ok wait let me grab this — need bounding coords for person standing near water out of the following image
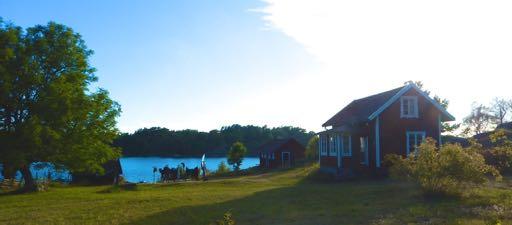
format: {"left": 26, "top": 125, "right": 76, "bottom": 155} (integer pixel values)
{"left": 176, "top": 163, "right": 181, "bottom": 180}
{"left": 201, "top": 154, "right": 207, "bottom": 181}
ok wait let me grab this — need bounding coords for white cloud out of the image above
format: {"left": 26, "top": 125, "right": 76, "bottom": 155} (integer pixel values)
{"left": 256, "top": 0, "right": 512, "bottom": 132}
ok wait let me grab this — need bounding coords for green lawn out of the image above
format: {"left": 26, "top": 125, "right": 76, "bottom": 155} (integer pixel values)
{"left": 1, "top": 164, "right": 511, "bottom": 225}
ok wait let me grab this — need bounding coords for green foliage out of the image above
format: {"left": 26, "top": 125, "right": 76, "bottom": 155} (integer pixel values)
{"left": 486, "top": 130, "right": 512, "bottom": 173}
{"left": 114, "top": 125, "right": 315, "bottom": 156}
{"left": 216, "top": 161, "right": 231, "bottom": 174}
{"left": 385, "top": 138, "right": 501, "bottom": 196}
{"left": 305, "top": 136, "right": 319, "bottom": 160}
{"left": 227, "top": 142, "right": 247, "bottom": 171}
{"left": 211, "top": 211, "right": 235, "bottom": 225}
{"left": 0, "top": 20, "right": 120, "bottom": 190}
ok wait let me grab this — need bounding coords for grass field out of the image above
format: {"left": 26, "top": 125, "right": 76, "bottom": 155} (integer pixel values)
{"left": 1, "top": 164, "right": 512, "bottom": 225}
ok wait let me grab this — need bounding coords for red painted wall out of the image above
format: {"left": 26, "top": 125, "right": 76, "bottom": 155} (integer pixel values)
{"left": 259, "top": 140, "right": 306, "bottom": 169}
{"left": 321, "top": 88, "right": 444, "bottom": 175}
{"left": 378, "top": 88, "right": 441, "bottom": 159}
{"left": 320, "top": 155, "right": 337, "bottom": 168}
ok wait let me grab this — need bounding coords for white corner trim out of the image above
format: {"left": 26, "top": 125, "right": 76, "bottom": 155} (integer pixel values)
{"left": 368, "top": 84, "right": 455, "bottom": 121}
{"left": 337, "top": 134, "right": 341, "bottom": 168}
{"left": 375, "top": 116, "right": 381, "bottom": 168}
{"left": 438, "top": 114, "right": 442, "bottom": 146}
{"left": 318, "top": 135, "right": 321, "bottom": 164}
{"left": 348, "top": 135, "right": 352, "bottom": 156}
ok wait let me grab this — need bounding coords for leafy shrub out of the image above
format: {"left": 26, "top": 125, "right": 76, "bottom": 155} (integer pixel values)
{"left": 227, "top": 142, "right": 248, "bottom": 171}
{"left": 305, "top": 136, "right": 319, "bottom": 160}
{"left": 385, "top": 138, "right": 501, "bottom": 196}
{"left": 211, "top": 211, "right": 235, "bottom": 225}
{"left": 485, "top": 130, "right": 512, "bottom": 174}
{"left": 216, "top": 161, "right": 231, "bottom": 175}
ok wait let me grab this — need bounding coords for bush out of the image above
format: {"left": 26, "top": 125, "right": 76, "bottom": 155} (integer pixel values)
{"left": 216, "top": 161, "right": 231, "bottom": 175}
{"left": 227, "top": 142, "right": 248, "bottom": 171}
{"left": 305, "top": 136, "right": 319, "bottom": 160}
{"left": 385, "top": 138, "right": 501, "bottom": 196}
{"left": 211, "top": 211, "right": 235, "bottom": 225}
{"left": 485, "top": 130, "right": 512, "bottom": 174}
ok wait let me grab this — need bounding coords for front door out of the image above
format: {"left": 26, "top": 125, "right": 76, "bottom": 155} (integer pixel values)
{"left": 281, "top": 152, "right": 291, "bottom": 168}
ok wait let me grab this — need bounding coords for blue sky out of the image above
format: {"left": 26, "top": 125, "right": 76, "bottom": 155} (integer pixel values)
{"left": 2, "top": 0, "right": 512, "bottom": 133}
{"left": 1, "top": 0, "right": 319, "bottom": 132}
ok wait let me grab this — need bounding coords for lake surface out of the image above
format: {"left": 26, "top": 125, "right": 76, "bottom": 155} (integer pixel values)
{"left": 0, "top": 157, "right": 260, "bottom": 183}
{"left": 121, "top": 157, "right": 259, "bottom": 183}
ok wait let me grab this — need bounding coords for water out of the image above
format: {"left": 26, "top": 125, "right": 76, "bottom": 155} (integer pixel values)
{"left": 121, "top": 157, "right": 259, "bottom": 183}
{"left": 0, "top": 163, "right": 72, "bottom": 182}
{"left": 0, "top": 157, "right": 260, "bottom": 183}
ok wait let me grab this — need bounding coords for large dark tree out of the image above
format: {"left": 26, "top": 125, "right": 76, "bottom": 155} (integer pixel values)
{"left": 0, "top": 20, "right": 121, "bottom": 191}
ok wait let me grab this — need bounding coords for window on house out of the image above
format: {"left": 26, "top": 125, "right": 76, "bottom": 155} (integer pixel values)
{"left": 320, "top": 135, "right": 328, "bottom": 156}
{"left": 342, "top": 135, "right": 352, "bottom": 156}
{"left": 406, "top": 131, "right": 426, "bottom": 155}
{"left": 360, "top": 136, "right": 369, "bottom": 165}
{"left": 401, "top": 96, "right": 419, "bottom": 118}
{"left": 329, "top": 135, "right": 337, "bottom": 156}
{"left": 271, "top": 153, "right": 275, "bottom": 160}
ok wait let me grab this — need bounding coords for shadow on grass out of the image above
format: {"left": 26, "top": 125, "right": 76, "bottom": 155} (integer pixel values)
{"left": 0, "top": 188, "right": 27, "bottom": 196}
{"left": 120, "top": 170, "right": 476, "bottom": 225}
{"left": 97, "top": 183, "right": 139, "bottom": 194}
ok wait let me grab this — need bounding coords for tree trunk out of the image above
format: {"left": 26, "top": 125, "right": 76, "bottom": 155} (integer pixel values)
{"left": 1, "top": 162, "right": 16, "bottom": 180}
{"left": 20, "top": 165, "right": 37, "bottom": 192}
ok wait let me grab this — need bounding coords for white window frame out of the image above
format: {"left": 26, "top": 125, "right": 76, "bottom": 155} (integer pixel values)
{"left": 329, "top": 135, "right": 337, "bottom": 156}
{"left": 320, "top": 135, "right": 328, "bottom": 156}
{"left": 360, "top": 136, "right": 369, "bottom": 165}
{"left": 400, "top": 96, "right": 419, "bottom": 118}
{"left": 342, "top": 135, "right": 352, "bottom": 156}
{"left": 406, "top": 131, "right": 426, "bottom": 155}
{"left": 336, "top": 134, "right": 341, "bottom": 157}
{"left": 281, "top": 151, "right": 291, "bottom": 167}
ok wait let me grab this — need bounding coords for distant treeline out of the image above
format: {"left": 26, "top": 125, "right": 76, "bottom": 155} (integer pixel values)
{"left": 114, "top": 124, "right": 316, "bottom": 157}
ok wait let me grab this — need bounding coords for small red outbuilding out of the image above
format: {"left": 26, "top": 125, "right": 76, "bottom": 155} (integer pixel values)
{"left": 255, "top": 138, "right": 305, "bottom": 169}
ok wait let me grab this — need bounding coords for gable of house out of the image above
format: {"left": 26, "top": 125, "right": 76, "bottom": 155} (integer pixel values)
{"left": 322, "top": 84, "right": 455, "bottom": 128}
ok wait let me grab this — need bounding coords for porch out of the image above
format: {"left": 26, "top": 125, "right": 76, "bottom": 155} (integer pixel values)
{"left": 318, "top": 125, "right": 371, "bottom": 177}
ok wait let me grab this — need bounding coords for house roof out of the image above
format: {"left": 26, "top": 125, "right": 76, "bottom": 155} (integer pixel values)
{"left": 254, "top": 138, "right": 298, "bottom": 154}
{"left": 322, "top": 86, "right": 403, "bottom": 127}
{"left": 322, "top": 84, "right": 456, "bottom": 127}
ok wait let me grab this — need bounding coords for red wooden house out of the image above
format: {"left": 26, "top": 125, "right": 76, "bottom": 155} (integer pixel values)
{"left": 256, "top": 138, "right": 305, "bottom": 169}
{"left": 318, "top": 83, "right": 455, "bottom": 177}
